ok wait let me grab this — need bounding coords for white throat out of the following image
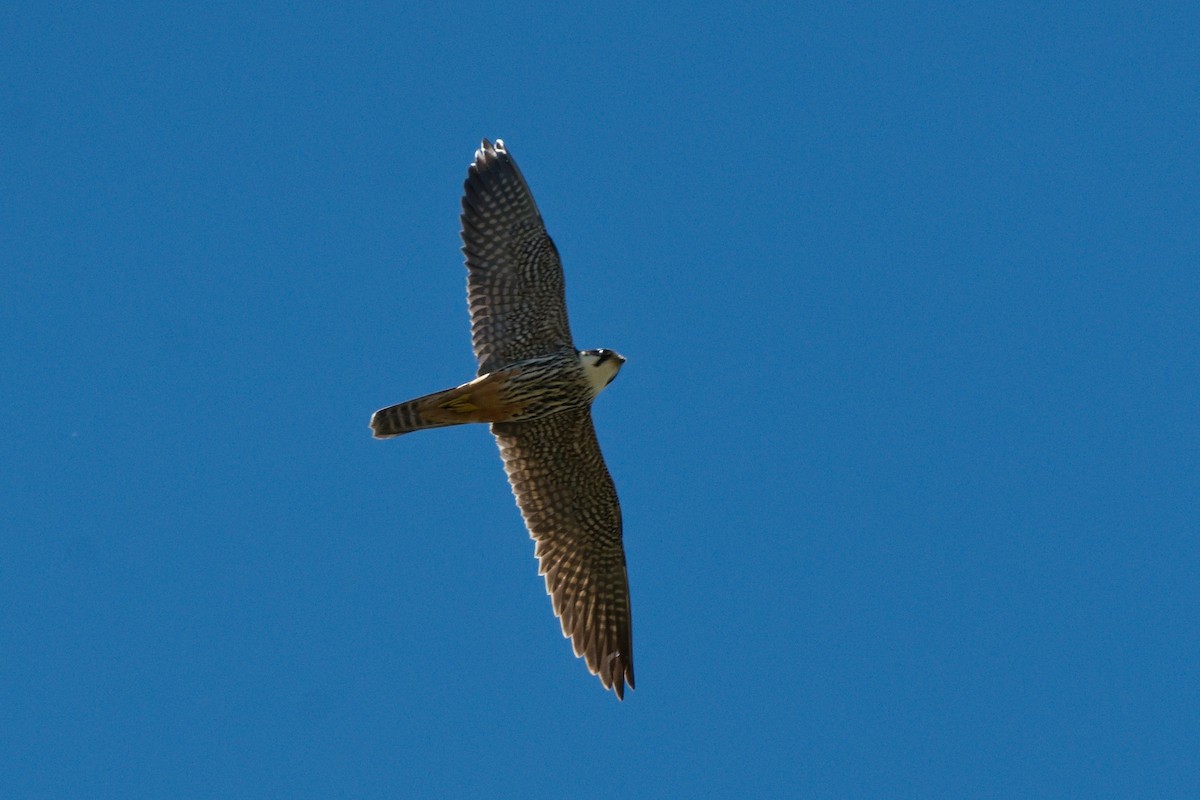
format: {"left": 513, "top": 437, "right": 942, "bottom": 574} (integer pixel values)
{"left": 581, "top": 352, "right": 622, "bottom": 398}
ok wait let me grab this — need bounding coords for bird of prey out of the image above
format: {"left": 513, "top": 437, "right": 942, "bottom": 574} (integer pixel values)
{"left": 370, "top": 139, "right": 635, "bottom": 699}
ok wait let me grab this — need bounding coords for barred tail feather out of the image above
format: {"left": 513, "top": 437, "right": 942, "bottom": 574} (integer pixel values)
{"left": 370, "top": 391, "right": 466, "bottom": 439}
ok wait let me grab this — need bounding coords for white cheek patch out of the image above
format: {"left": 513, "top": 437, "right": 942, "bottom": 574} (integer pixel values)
{"left": 583, "top": 360, "right": 618, "bottom": 397}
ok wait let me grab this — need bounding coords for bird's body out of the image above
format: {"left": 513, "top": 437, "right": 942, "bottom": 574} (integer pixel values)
{"left": 371, "top": 140, "right": 635, "bottom": 699}
{"left": 371, "top": 348, "right": 622, "bottom": 435}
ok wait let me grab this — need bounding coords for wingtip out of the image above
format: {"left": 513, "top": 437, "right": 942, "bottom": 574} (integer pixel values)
{"left": 610, "top": 671, "right": 634, "bottom": 701}
{"left": 474, "top": 137, "right": 509, "bottom": 166}
{"left": 601, "top": 651, "right": 635, "bottom": 701}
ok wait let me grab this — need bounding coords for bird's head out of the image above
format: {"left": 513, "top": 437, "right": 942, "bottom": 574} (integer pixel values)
{"left": 580, "top": 348, "right": 626, "bottom": 397}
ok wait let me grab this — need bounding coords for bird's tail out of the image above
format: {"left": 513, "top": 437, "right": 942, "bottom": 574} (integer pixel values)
{"left": 371, "top": 378, "right": 510, "bottom": 439}
{"left": 370, "top": 390, "right": 461, "bottom": 438}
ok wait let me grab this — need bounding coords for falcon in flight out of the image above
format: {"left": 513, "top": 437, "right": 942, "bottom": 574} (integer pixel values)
{"left": 371, "top": 139, "right": 635, "bottom": 699}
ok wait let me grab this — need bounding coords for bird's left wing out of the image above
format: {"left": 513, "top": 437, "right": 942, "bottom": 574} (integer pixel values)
{"left": 492, "top": 409, "right": 635, "bottom": 698}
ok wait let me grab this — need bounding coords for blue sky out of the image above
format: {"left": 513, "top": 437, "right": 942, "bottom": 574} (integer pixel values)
{"left": 3, "top": 2, "right": 1198, "bottom": 797}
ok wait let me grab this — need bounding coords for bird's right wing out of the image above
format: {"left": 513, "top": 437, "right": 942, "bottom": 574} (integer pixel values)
{"left": 461, "top": 139, "right": 575, "bottom": 376}
{"left": 492, "top": 409, "right": 635, "bottom": 699}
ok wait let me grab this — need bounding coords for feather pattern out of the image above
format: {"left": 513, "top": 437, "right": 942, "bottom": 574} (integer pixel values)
{"left": 493, "top": 409, "right": 635, "bottom": 698}
{"left": 461, "top": 139, "right": 575, "bottom": 376}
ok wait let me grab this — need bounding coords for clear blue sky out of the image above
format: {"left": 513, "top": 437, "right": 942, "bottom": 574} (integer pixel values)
{"left": 3, "top": 2, "right": 1198, "bottom": 797}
